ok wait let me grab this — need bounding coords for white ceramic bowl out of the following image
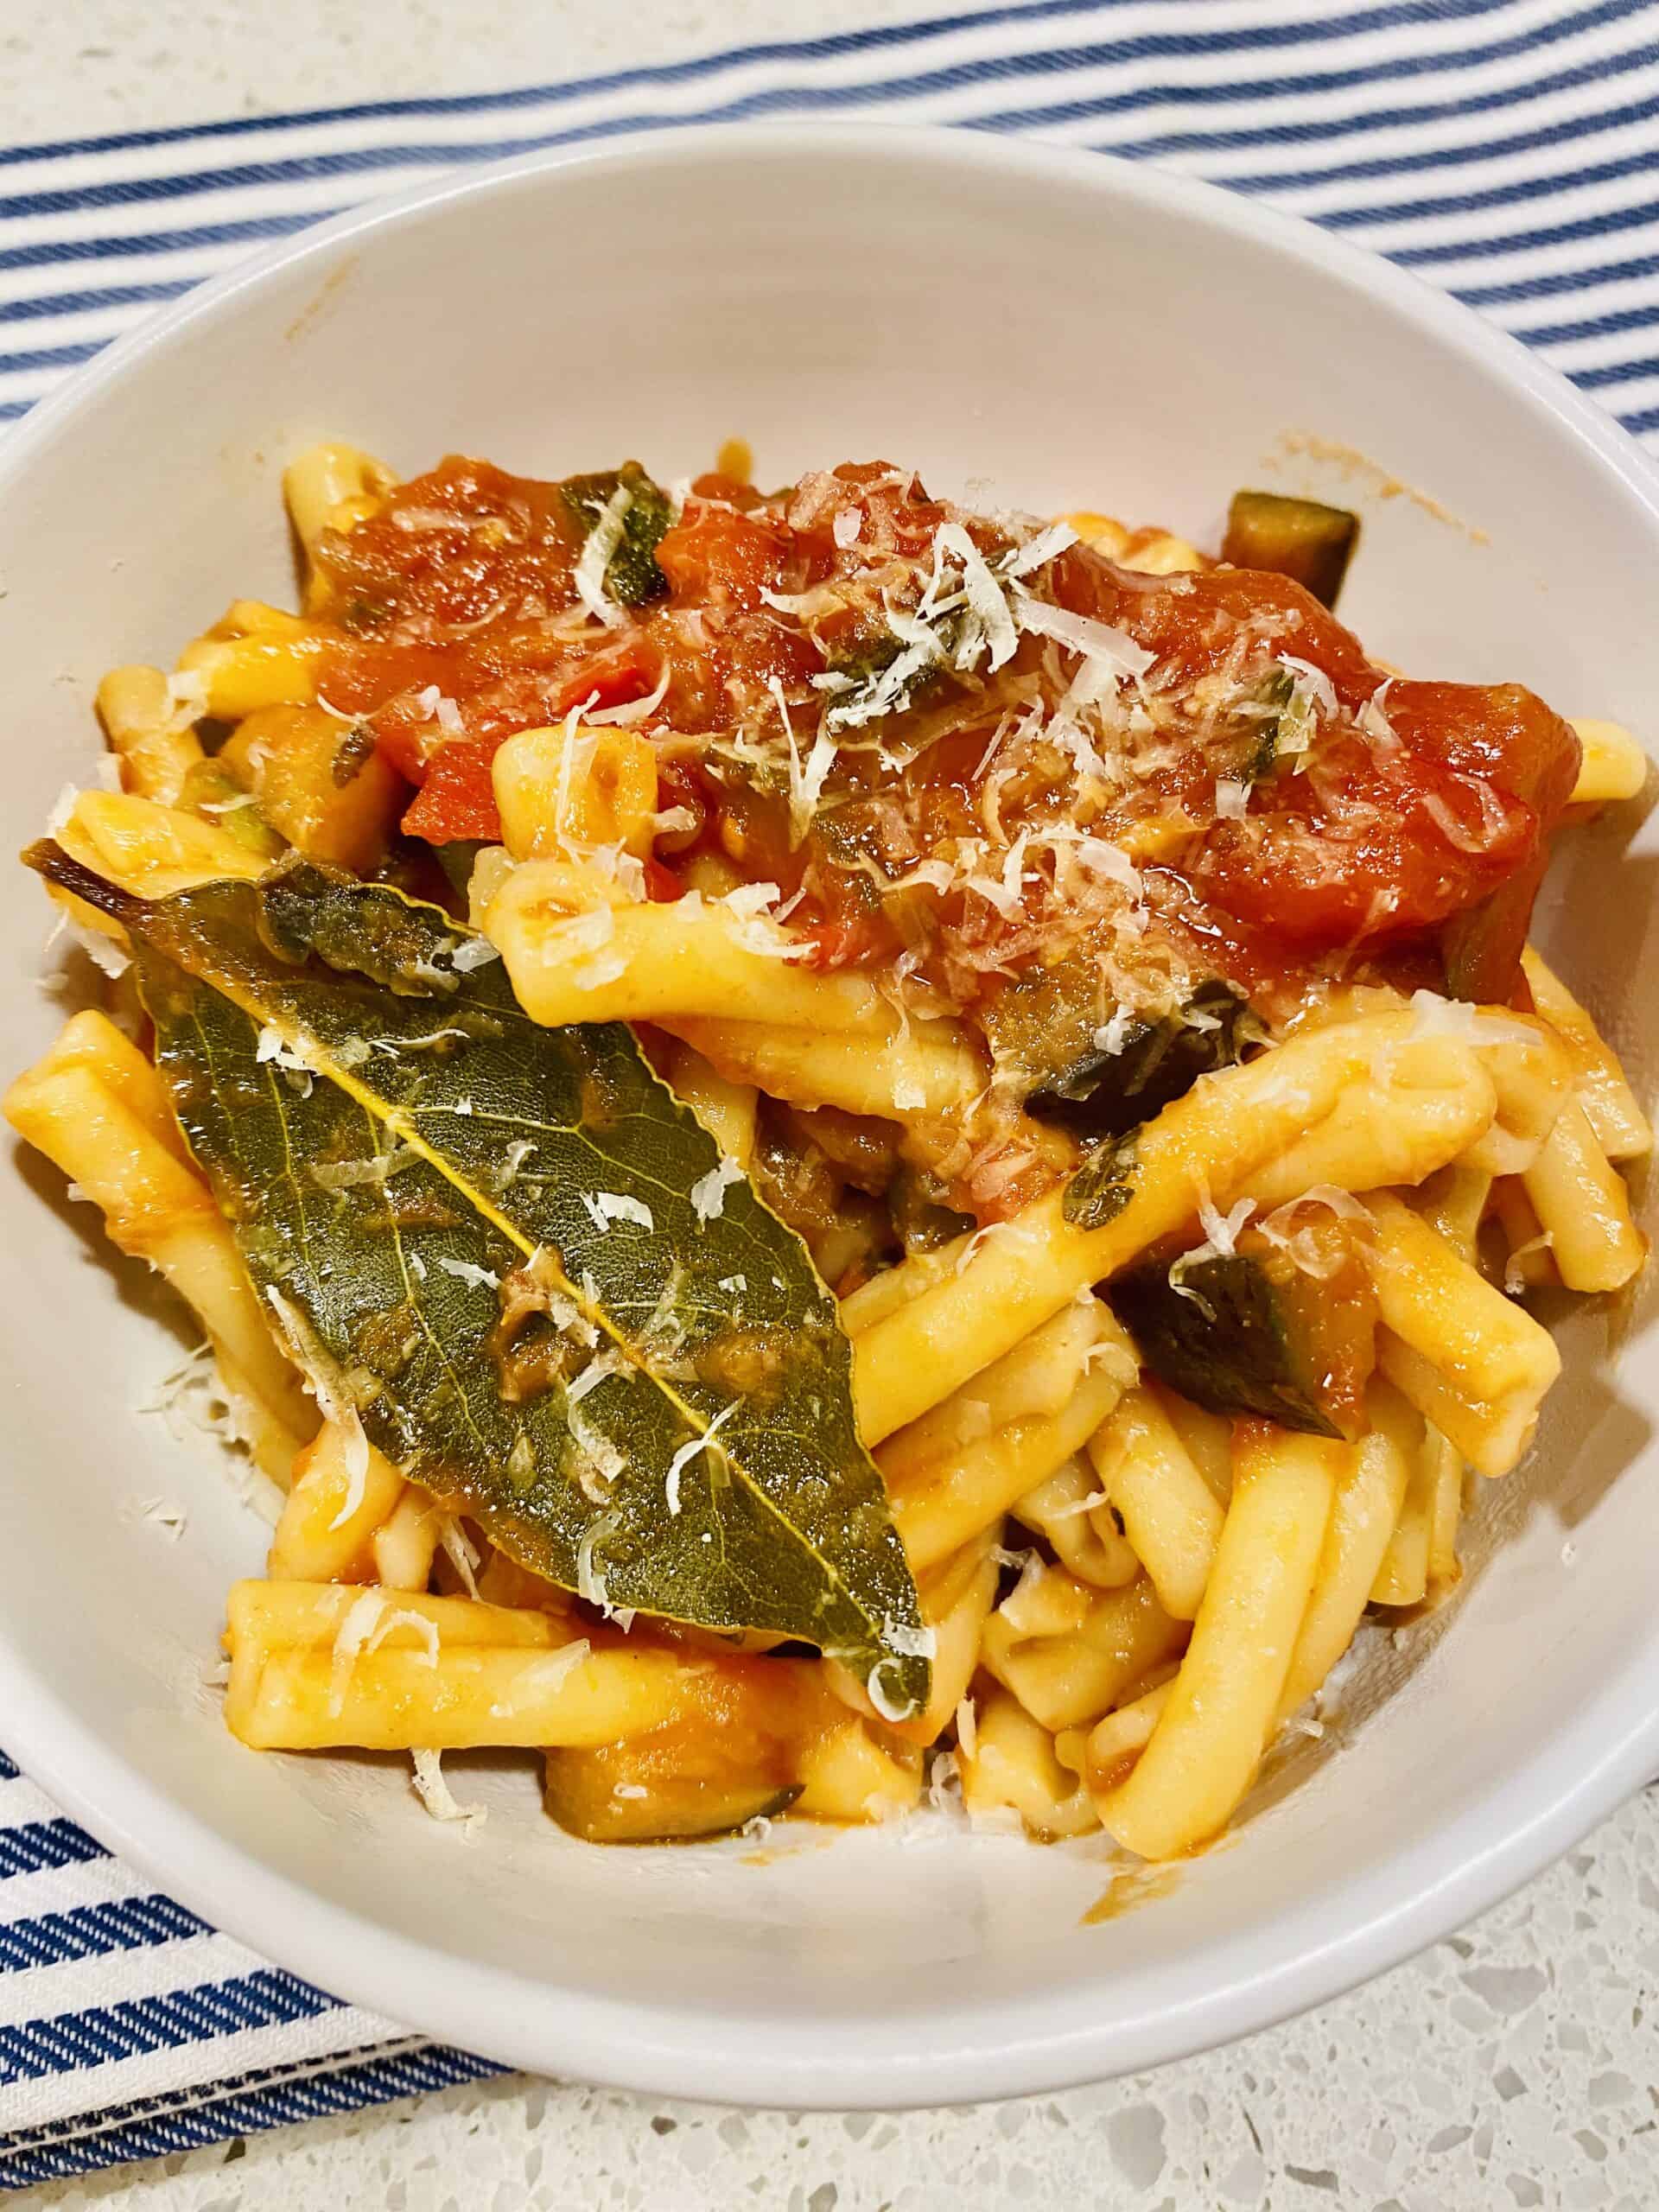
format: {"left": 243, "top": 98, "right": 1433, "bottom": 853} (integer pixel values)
{"left": 3, "top": 125, "right": 1656, "bottom": 2110}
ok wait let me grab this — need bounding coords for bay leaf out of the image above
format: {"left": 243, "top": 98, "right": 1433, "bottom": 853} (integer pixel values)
{"left": 31, "top": 845, "right": 929, "bottom": 1717}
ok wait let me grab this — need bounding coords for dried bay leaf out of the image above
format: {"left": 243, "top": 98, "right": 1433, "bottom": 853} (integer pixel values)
{"left": 31, "top": 846, "right": 929, "bottom": 1716}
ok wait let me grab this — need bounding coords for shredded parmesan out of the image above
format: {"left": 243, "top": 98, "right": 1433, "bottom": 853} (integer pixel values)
{"left": 690, "top": 1154, "right": 745, "bottom": 1225}
{"left": 410, "top": 1748, "right": 486, "bottom": 1834}
{"left": 580, "top": 1190, "right": 654, "bottom": 1235}
{"left": 572, "top": 482, "right": 633, "bottom": 629}
{"left": 664, "top": 1399, "right": 739, "bottom": 1516}
{"left": 435, "top": 1255, "right": 501, "bottom": 1291}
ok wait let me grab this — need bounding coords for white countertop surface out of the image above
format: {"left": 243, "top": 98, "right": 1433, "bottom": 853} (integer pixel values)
{"left": 10, "top": 5, "right": 1659, "bottom": 2206}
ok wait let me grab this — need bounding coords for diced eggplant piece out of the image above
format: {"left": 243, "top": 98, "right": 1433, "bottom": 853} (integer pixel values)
{"left": 889, "top": 1163, "right": 975, "bottom": 1255}
{"left": 560, "top": 461, "right": 674, "bottom": 607}
{"left": 1222, "top": 490, "right": 1360, "bottom": 610}
{"left": 1109, "top": 1223, "right": 1376, "bottom": 1439}
{"left": 1027, "top": 981, "right": 1262, "bottom": 1142}
{"left": 543, "top": 1745, "right": 802, "bottom": 1845}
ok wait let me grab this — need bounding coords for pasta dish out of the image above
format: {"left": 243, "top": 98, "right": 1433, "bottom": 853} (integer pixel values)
{"left": 9, "top": 443, "right": 1648, "bottom": 1856}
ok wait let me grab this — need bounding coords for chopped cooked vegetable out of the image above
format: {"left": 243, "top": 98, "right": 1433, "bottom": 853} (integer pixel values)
{"left": 1109, "top": 1222, "right": 1376, "bottom": 1438}
{"left": 1222, "top": 490, "right": 1360, "bottom": 609}
{"left": 561, "top": 461, "right": 675, "bottom": 609}
{"left": 1027, "top": 982, "right": 1263, "bottom": 1141}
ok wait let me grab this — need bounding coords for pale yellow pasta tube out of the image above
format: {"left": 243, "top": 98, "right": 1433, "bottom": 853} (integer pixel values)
{"left": 216, "top": 1353, "right": 315, "bottom": 1488}
{"left": 490, "top": 868, "right": 909, "bottom": 1033}
{"left": 372, "top": 1487, "right": 444, "bottom": 1592}
{"left": 1087, "top": 1386, "right": 1226, "bottom": 1622}
{"left": 1276, "top": 1426, "right": 1404, "bottom": 1719}
{"left": 664, "top": 1039, "right": 758, "bottom": 1166}
{"left": 1095, "top": 1427, "right": 1337, "bottom": 1859}
{"left": 838, "top": 1234, "right": 971, "bottom": 1338}
{"left": 224, "top": 1580, "right": 684, "bottom": 1750}
{"left": 795, "top": 1717, "right": 923, "bottom": 1823}
{"left": 1363, "top": 1190, "right": 1560, "bottom": 1412}
{"left": 175, "top": 604, "right": 330, "bottom": 716}
{"left": 959, "top": 1688, "right": 1099, "bottom": 1839}
{"left": 876, "top": 1300, "right": 1121, "bottom": 1487}
{"left": 664, "top": 1015, "right": 983, "bottom": 1120}
{"left": 238, "top": 1643, "right": 687, "bottom": 1751}
{"left": 981, "top": 1567, "right": 1184, "bottom": 1733}
{"left": 853, "top": 1014, "right": 1490, "bottom": 1445}
{"left": 1234, "top": 1058, "right": 1495, "bottom": 1211}
{"left": 267, "top": 1422, "right": 407, "bottom": 1583}
{"left": 283, "top": 441, "right": 396, "bottom": 582}
{"left": 1063, "top": 511, "right": 1205, "bottom": 575}
{"left": 43, "top": 1009, "right": 192, "bottom": 1163}
{"left": 96, "top": 664, "right": 203, "bottom": 806}
{"left": 56, "top": 789, "right": 267, "bottom": 899}
{"left": 1521, "top": 1099, "right": 1645, "bottom": 1293}
{"left": 1491, "top": 1177, "right": 1558, "bottom": 1289}
{"left": 493, "top": 721, "right": 658, "bottom": 861}
{"left": 1153, "top": 1384, "right": 1234, "bottom": 1507}
{"left": 1014, "top": 1455, "right": 1140, "bottom": 1590}
{"left": 1568, "top": 717, "right": 1647, "bottom": 806}
{"left": 887, "top": 1361, "right": 1128, "bottom": 1573}
{"left": 906, "top": 1545, "right": 1001, "bottom": 1746}
{"left": 1414, "top": 1160, "right": 1493, "bottom": 1254}
{"left": 1522, "top": 948, "right": 1651, "bottom": 1160}
{"left": 1375, "top": 1331, "right": 1539, "bottom": 1482}
{"left": 1075, "top": 1674, "right": 1178, "bottom": 1795}
{"left": 4, "top": 1057, "right": 308, "bottom": 1444}
{"left": 1426, "top": 1429, "right": 1465, "bottom": 1593}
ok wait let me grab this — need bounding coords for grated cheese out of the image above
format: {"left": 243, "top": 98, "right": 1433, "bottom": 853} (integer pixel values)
{"left": 410, "top": 1748, "right": 486, "bottom": 1834}
{"left": 572, "top": 482, "right": 633, "bottom": 629}
{"left": 580, "top": 1190, "right": 654, "bottom": 1235}
{"left": 435, "top": 1255, "right": 501, "bottom": 1291}
{"left": 690, "top": 1153, "right": 745, "bottom": 1225}
{"left": 664, "top": 1399, "right": 739, "bottom": 1516}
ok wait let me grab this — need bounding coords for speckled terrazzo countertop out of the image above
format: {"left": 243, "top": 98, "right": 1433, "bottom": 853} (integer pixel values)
{"left": 8, "top": 5, "right": 1659, "bottom": 2206}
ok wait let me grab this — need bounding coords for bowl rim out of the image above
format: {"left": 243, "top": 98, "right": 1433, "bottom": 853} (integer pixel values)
{"left": 3, "top": 118, "right": 1659, "bottom": 2110}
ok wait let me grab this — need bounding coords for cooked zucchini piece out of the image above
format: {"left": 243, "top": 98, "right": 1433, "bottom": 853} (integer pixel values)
{"left": 1222, "top": 490, "right": 1360, "bottom": 609}
{"left": 176, "top": 760, "right": 285, "bottom": 861}
{"left": 1027, "top": 980, "right": 1262, "bottom": 1141}
{"left": 1109, "top": 1220, "right": 1376, "bottom": 1439}
{"left": 560, "top": 461, "right": 674, "bottom": 607}
{"left": 543, "top": 1745, "right": 802, "bottom": 1845}
{"left": 544, "top": 1647, "right": 834, "bottom": 1844}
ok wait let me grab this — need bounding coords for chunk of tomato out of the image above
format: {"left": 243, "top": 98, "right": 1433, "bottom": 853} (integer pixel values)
{"left": 400, "top": 740, "right": 501, "bottom": 844}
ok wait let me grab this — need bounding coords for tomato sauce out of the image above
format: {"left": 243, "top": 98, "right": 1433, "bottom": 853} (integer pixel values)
{"left": 311, "top": 454, "right": 1579, "bottom": 1027}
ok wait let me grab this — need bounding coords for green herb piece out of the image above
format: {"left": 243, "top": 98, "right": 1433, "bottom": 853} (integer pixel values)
{"left": 29, "top": 845, "right": 929, "bottom": 1716}
{"left": 1062, "top": 1130, "right": 1139, "bottom": 1231}
{"left": 561, "top": 461, "right": 673, "bottom": 607}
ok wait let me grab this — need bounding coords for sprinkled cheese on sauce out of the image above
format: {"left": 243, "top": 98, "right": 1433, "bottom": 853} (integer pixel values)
{"left": 573, "top": 481, "right": 634, "bottom": 629}
{"left": 1011, "top": 590, "right": 1156, "bottom": 681}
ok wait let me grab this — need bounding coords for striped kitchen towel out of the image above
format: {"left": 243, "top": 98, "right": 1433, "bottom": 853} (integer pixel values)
{"left": 5, "top": 0, "right": 1659, "bottom": 2185}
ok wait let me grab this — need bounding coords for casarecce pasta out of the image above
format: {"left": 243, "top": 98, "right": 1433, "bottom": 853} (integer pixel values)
{"left": 8, "top": 445, "right": 1649, "bottom": 1861}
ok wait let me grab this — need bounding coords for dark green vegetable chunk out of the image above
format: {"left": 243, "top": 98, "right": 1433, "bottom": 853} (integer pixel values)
{"left": 543, "top": 1756, "right": 802, "bottom": 1845}
{"left": 26, "top": 844, "right": 930, "bottom": 1719}
{"left": 1109, "top": 1227, "right": 1376, "bottom": 1439}
{"left": 1222, "top": 490, "right": 1360, "bottom": 610}
{"left": 1027, "top": 981, "right": 1263, "bottom": 1143}
{"left": 561, "top": 460, "right": 674, "bottom": 607}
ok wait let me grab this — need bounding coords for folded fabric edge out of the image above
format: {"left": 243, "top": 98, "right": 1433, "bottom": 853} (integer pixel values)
{"left": 0, "top": 2039, "right": 508, "bottom": 2192}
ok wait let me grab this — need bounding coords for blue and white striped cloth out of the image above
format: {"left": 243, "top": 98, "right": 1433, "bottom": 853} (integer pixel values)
{"left": 5, "top": 0, "right": 1659, "bottom": 2184}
